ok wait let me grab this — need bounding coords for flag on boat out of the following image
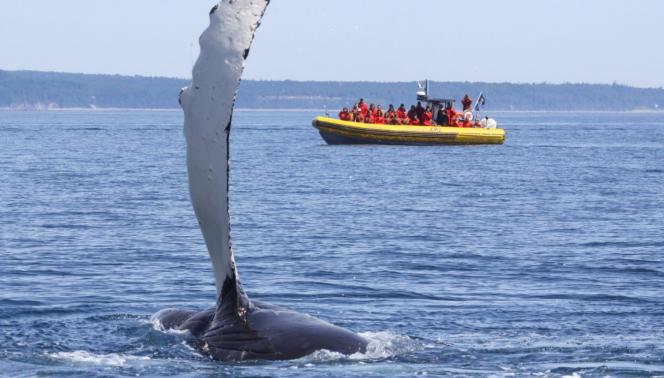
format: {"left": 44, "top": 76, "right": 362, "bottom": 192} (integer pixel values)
{"left": 475, "top": 93, "right": 486, "bottom": 111}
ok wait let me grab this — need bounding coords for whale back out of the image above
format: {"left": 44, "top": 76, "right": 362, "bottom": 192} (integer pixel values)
{"left": 179, "top": 0, "right": 270, "bottom": 320}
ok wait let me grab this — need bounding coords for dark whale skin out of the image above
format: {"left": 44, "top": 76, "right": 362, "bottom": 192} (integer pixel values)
{"left": 157, "top": 300, "right": 367, "bottom": 361}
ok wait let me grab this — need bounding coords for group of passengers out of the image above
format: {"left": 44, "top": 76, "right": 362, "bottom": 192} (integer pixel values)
{"left": 338, "top": 95, "right": 478, "bottom": 128}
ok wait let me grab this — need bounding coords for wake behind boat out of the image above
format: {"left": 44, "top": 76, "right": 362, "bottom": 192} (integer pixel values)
{"left": 313, "top": 81, "right": 505, "bottom": 145}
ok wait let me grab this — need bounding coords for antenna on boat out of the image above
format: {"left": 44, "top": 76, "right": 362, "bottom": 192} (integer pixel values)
{"left": 416, "top": 79, "right": 429, "bottom": 101}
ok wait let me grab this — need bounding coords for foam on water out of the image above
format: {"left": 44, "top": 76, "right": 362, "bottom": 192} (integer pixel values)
{"left": 46, "top": 351, "right": 150, "bottom": 366}
{"left": 148, "top": 309, "right": 190, "bottom": 335}
{"left": 148, "top": 310, "right": 167, "bottom": 331}
{"left": 302, "top": 331, "right": 420, "bottom": 362}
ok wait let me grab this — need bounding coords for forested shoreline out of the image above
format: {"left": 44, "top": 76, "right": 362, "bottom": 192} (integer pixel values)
{"left": 1, "top": 70, "right": 662, "bottom": 111}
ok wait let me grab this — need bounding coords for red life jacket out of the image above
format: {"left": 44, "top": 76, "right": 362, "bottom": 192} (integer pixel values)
{"left": 409, "top": 117, "right": 420, "bottom": 125}
{"left": 462, "top": 97, "right": 472, "bottom": 111}
{"left": 386, "top": 111, "right": 397, "bottom": 124}
{"left": 422, "top": 111, "right": 432, "bottom": 126}
{"left": 339, "top": 111, "right": 349, "bottom": 121}
{"left": 447, "top": 109, "right": 458, "bottom": 127}
{"left": 360, "top": 103, "right": 369, "bottom": 116}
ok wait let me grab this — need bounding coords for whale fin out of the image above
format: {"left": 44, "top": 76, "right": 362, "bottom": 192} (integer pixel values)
{"left": 179, "top": 0, "right": 270, "bottom": 320}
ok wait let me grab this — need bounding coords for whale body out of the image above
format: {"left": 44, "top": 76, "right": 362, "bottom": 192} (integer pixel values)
{"left": 155, "top": 0, "right": 367, "bottom": 361}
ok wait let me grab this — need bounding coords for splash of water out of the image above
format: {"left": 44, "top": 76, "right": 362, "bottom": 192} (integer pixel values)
{"left": 46, "top": 351, "right": 150, "bottom": 367}
{"left": 148, "top": 310, "right": 190, "bottom": 335}
{"left": 302, "top": 331, "right": 420, "bottom": 362}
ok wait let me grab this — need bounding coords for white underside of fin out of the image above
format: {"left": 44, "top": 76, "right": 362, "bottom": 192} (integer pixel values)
{"left": 180, "top": 0, "right": 269, "bottom": 300}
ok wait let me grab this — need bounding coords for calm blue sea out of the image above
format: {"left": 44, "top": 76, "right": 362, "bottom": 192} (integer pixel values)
{"left": 1, "top": 110, "right": 663, "bottom": 377}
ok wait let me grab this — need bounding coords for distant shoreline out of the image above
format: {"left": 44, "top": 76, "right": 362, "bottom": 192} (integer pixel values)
{"left": 3, "top": 70, "right": 663, "bottom": 112}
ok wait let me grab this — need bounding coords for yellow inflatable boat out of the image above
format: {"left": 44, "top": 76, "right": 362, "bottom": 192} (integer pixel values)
{"left": 312, "top": 116, "right": 506, "bottom": 145}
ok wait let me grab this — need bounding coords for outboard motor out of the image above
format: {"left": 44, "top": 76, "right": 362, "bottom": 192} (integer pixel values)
{"left": 480, "top": 117, "right": 498, "bottom": 129}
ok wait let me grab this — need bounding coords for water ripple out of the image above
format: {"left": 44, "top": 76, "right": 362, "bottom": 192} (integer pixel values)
{"left": 1, "top": 110, "right": 663, "bottom": 376}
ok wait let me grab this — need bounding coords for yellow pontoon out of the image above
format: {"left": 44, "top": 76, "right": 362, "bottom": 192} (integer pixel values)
{"left": 312, "top": 116, "right": 505, "bottom": 145}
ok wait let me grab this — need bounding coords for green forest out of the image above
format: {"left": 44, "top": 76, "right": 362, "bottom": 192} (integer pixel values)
{"left": 1, "top": 70, "right": 663, "bottom": 111}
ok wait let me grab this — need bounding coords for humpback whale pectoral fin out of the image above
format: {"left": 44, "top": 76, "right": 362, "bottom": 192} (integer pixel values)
{"left": 182, "top": 0, "right": 271, "bottom": 302}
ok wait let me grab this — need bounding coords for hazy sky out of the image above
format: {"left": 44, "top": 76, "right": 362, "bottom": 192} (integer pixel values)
{"left": 1, "top": 0, "right": 663, "bottom": 87}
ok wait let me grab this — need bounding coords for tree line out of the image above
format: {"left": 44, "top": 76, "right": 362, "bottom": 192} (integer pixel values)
{"left": 1, "top": 70, "right": 662, "bottom": 111}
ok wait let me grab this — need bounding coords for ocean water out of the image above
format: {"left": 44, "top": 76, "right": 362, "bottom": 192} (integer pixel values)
{"left": 1, "top": 110, "right": 663, "bottom": 377}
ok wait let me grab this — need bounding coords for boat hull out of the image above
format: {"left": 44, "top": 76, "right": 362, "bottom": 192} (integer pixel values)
{"left": 312, "top": 116, "right": 505, "bottom": 145}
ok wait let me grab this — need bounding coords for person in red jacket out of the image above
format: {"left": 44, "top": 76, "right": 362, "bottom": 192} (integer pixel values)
{"left": 406, "top": 106, "right": 419, "bottom": 125}
{"left": 421, "top": 107, "right": 433, "bottom": 126}
{"left": 385, "top": 104, "right": 397, "bottom": 125}
{"left": 358, "top": 98, "right": 369, "bottom": 117}
{"left": 460, "top": 111, "right": 474, "bottom": 127}
{"left": 446, "top": 104, "right": 459, "bottom": 127}
{"left": 461, "top": 94, "right": 473, "bottom": 112}
{"left": 396, "top": 104, "right": 408, "bottom": 124}
{"left": 375, "top": 105, "right": 385, "bottom": 124}
{"left": 338, "top": 107, "right": 350, "bottom": 121}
